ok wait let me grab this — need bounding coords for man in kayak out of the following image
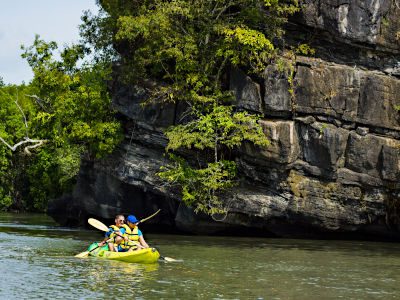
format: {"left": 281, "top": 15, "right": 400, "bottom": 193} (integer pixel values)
{"left": 123, "top": 215, "right": 150, "bottom": 252}
{"left": 99, "top": 214, "right": 128, "bottom": 252}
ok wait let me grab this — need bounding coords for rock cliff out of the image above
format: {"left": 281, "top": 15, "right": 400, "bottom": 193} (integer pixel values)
{"left": 49, "top": 0, "right": 400, "bottom": 240}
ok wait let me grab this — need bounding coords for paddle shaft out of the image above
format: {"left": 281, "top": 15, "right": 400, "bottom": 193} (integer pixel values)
{"left": 137, "top": 209, "right": 161, "bottom": 224}
{"left": 91, "top": 238, "right": 112, "bottom": 252}
{"left": 75, "top": 238, "right": 112, "bottom": 258}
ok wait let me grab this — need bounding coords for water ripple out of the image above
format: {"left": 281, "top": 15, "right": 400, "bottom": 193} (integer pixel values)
{"left": 1, "top": 213, "right": 400, "bottom": 299}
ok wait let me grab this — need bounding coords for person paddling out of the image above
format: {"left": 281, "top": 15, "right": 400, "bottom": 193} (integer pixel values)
{"left": 98, "top": 214, "right": 127, "bottom": 252}
{"left": 124, "top": 215, "right": 150, "bottom": 252}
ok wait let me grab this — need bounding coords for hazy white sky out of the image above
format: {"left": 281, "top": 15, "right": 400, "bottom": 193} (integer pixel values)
{"left": 0, "top": 0, "right": 99, "bottom": 84}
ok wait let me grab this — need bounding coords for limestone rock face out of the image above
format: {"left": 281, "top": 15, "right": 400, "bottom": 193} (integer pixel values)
{"left": 358, "top": 74, "right": 400, "bottom": 130}
{"left": 298, "top": 0, "right": 396, "bottom": 49}
{"left": 230, "top": 68, "right": 263, "bottom": 113}
{"left": 49, "top": 2, "right": 400, "bottom": 240}
{"left": 263, "top": 64, "right": 292, "bottom": 116}
{"left": 241, "top": 120, "right": 300, "bottom": 165}
{"left": 294, "top": 63, "right": 360, "bottom": 121}
{"left": 299, "top": 122, "right": 349, "bottom": 177}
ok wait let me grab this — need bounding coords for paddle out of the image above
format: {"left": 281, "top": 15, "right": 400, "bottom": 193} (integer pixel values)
{"left": 137, "top": 209, "right": 161, "bottom": 224}
{"left": 159, "top": 254, "right": 179, "bottom": 262}
{"left": 75, "top": 238, "right": 111, "bottom": 258}
{"left": 88, "top": 218, "right": 109, "bottom": 232}
{"left": 75, "top": 218, "right": 126, "bottom": 258}
{"left": 87, "top": 209, "right": 161, "bottom": 233}
{"left": 75, "top": 218, "right": 115, "bottom": 258}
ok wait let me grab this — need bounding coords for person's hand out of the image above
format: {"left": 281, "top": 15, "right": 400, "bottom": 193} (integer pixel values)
{"left": 124, "top": 236, "right": 129, "bottom": 242}
{"left": 98, "top": 241, "right": 105, "bottom": 246}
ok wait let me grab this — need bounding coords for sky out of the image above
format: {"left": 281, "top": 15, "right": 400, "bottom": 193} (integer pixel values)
{"left": 0, "top": 0, "right": 99, "bottom": 84}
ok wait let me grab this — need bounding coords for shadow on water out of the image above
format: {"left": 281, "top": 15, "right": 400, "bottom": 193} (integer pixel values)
{"left": 0, "top": 212, "right": 103, "bottom": 241}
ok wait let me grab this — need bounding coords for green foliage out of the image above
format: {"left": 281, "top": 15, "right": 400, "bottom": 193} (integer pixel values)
{"left": 26, "top": 149, "right": 56, "bottom": 211}
{"left": 159, "top": 154, "right": 237, "bottom": 214}
{"left": 22, "top": 36, "right": 123, "bottom": 158}
{"left": 0, "top": 36, "right": 122, "bottom": 211}
{"left": 161, "top": 103, "right": 268, "bottom": 214}
{"left": 0, "top": 194, "right": 12, "bottom": 211}
{"left": 165, "top": 104, "right": 269, "bottom": 152}
{"left": 318, "top": 123, "right": 328, "bottom": 138}
{"left": 85, "top": 0, "right": 299, "bottom": 99}
{"left": 274, "top": 43, "right": 315, "bottom": 99}
{"left": 217, "top": 26, "right": 275, "bottom": 73}
{"left": 85, "top": 0, "right": 298, "bottom": 214}
{"left": 0, "top": 84, "right": 36, "bottom": 210}
{"left": 295, "top": 43, "right": 315, "bottom": 56}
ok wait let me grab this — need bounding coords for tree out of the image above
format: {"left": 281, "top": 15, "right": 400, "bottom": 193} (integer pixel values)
{"left": 0, "top": 36, "right": 122, "bottom": 211}
{"left": 0, "top": 84, "right": 37, "bottom": 209}
{"left": 159, "top": 104, "right": 269, "bottom": 214}
{"left": 82, "top": 0, "right": 299, "bottom": 214}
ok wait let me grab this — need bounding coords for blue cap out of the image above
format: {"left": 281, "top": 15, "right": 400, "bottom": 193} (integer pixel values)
{"left": 127, "top": 215, "right": 139, "bottom": 224}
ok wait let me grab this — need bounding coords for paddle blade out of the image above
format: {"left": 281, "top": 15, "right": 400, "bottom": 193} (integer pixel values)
{"left": 161, "top": 256, "right": 181, "bottom": 262}
{"left": 88, "top": 218, "right": 109, "bottom": 232}
{"left": 75, "top": 251, "right": 89, "bottom": 258}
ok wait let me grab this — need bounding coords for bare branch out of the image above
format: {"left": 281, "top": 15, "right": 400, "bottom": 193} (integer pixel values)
{"left": 0, "top": 136, "right": 47, "bottom": 155}
{"left": 178, "top": 106, "right": 194, "bottom": 123}
{"left": 25, "top": 94, "right": 48, "bottom": 111}
{"left": 14, "top": 99, "right": 28, "bottom": 137}
{"left": 24, "top": 139, "right": 47, "bottom": 155}
{"left": 0, "top": 95, "right": 47, "bottom": 155}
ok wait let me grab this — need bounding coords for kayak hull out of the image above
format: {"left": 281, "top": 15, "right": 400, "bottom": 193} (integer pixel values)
{"left": 87, "top": 243, "right": 160, "bottom": 263}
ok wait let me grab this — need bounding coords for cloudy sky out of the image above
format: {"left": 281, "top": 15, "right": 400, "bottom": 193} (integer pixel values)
{"left": 0, "top": 0, "right": 98, "bottom": 84}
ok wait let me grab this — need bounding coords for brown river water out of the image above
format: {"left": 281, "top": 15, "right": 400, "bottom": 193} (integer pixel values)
{"left": 0, "top": 213, "right": 399, "bottom": 299}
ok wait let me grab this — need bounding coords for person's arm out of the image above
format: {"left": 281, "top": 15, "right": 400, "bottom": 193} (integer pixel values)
{"left": 99, "top": 228, "right": 113, "bottom": 245}
{"left": 138, "top": 229, "right": 149, "bottom": 248}
{"left": 114, "top": 228, "right": 126, "bottom": 244}
{"left": 138, "top": 235, "right": 149, "bottom": 248}
{"left": 120, "top": 228, "right": 129, "bottom": 242}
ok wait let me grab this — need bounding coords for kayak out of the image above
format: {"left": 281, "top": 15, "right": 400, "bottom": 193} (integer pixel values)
{"left": 87, "top": 242, "right": 160, "bottom": 263}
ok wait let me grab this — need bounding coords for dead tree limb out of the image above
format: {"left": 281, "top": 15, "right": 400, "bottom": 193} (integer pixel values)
{"left": 0, "top": 137, "right": 47, "bottom": 155}
{"left": 25, "top": 94, "right": 48, "bottom": 111}
{"left": 14, "top": 99, "right": 28, "bottom": 137}
{"left": 0, "top": 96, "right": 47, "bottom": 155}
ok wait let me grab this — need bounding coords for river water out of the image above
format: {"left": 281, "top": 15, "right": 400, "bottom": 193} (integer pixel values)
{"left": 0, "top": 213, "right": 399, "bottom": 299}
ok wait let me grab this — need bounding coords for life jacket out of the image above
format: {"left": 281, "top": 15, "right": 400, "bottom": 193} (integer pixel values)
{"left": 120, "top": 224, "right": 140, "bottom": 250}
{"left": 108, "top": 225, "right": 122, "bottom": 243}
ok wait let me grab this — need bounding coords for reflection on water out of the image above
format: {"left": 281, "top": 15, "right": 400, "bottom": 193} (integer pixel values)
{"left": 0, "top": 213, "right": 400, "bottom": 299}
{"left": 78, "top": 260, "right": 160, "bottom": 296}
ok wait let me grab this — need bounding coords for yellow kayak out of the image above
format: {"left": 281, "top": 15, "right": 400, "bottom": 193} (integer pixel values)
{"left": 87, "top": 243, "right": 160, "bottom": 263}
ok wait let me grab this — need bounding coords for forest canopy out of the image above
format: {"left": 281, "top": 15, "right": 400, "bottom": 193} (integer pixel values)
{"left": 0, "top": 36, "right": 122, "bottom": 211}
